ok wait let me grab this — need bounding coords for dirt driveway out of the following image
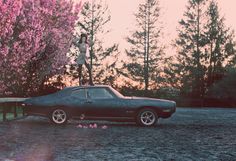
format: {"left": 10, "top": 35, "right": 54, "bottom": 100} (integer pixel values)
{"left": 0, "top": 108, "right": 235, "bottom": 161}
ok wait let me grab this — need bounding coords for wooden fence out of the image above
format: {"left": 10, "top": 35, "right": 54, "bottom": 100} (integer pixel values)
{"left": 0, "top": 98, "right": 27, "bottom": 121}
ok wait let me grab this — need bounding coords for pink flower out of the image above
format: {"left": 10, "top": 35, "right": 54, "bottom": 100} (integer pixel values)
{"left": 93, "top": 123, "right": 98, "bottom": 128}
{"left": 83, "top": 125, "right": 88, "bottom": 129}
{"left": 101, "top": 125, "right": 108, "bottom": 129}
{"left": 76, "top": 124, "right": 83, "bottom": 128}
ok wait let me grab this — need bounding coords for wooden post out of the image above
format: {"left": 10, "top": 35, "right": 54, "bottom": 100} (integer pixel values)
{"left": 14, "top": 103, "right": 17, "bottom": 118}
{"left": 0, "top": 104, "right": 2, "bottom": 121}
{"left": 3, "top": 103, "right": 6, "bottom": 121}
{"left": 22, "top": 104, "right": 25, "bottom": 116}
{"left": 0, "top": 103, "right": 2, "bottom": 121}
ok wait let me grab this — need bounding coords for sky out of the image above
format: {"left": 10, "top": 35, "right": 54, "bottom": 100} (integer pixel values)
{"left": 80, "top": 0, "right": 236, "bottom": 56}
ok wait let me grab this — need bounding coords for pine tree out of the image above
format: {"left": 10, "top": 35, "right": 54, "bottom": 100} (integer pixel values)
{"left": 123, "top": 0, "right": 164, "bottom": 91}
{"left": 204, "top": 1, "right": 236, "bottom": 104}
{"left": 166, "top": 0, "right": 236, "bottom": 103}
{"left": 204, "top": 0, "right": 236, "bottom": 87}
{"left": 174, "top": 0, "right": 207, "bottom": 98}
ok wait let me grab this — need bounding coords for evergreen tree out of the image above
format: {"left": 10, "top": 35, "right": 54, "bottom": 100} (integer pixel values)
{"left": 174, "top": 0, "right": 207, "bottom": 98}
{"left": 166, "top": 0, "right": 236, "bottom": 103}
{"left": 205, "top": 1, "right": 236, "bottom": 104}
{"left": 205, "top": 0, "right": 236, "bottom": 87}
{"left": 123, "top": 0, "right": 164, "bottom": 91}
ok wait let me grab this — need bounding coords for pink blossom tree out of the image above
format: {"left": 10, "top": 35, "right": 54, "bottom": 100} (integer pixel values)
{"left": 0, "top": 0, "right": 82, "bottom": 96}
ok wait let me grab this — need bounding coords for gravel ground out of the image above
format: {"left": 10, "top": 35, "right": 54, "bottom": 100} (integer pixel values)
{"left": 0, "top": 107, "right": 236, "bottom": 161}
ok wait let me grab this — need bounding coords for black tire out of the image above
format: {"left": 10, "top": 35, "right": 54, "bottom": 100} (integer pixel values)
{"left": 50, "top": 108, "right": 68, "bottom": 125}
{"left": 136, "top": 108, "right": 158, "bottom": 127}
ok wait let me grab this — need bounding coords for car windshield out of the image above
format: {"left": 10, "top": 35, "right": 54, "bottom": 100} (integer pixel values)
{"left": 109, "top": 86, "right": 124, "bottom": 98}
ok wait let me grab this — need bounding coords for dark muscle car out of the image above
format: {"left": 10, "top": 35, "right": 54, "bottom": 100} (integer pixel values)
{"left": 22, "top": 85, "right": 176, "bottom": 126}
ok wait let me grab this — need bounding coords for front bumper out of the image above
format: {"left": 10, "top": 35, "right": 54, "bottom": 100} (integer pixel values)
{"left": 159, "top": 103, "right": 176, "bottom": 118}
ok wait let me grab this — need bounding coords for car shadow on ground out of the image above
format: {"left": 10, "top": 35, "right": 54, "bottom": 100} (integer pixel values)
{"left": 3, "top": 116, "right": 231, "bottom": 130}
{"left": 10, "top": 117, "right": 145, "bottom": 128}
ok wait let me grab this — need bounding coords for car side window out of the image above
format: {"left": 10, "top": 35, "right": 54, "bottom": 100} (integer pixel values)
{"left": 88, "top": 88, "right": 114, "bottom": 99}
{"left": 70, "top": 89, "right": 86, "bottom": 99}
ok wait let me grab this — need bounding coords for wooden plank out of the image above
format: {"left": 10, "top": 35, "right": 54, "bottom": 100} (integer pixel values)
{"left": 0, "top": 97, "right": 29, "bottom": 103}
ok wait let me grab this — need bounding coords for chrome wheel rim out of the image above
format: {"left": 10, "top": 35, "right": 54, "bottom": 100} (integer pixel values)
{"left": 52, "top": 109, "right": 67, "bottom": 124}
{"left": 140, "top": 111, "right": 156, "bottom": 126}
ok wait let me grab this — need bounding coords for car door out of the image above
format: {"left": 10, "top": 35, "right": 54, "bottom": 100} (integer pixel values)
{"left": 84, "top": 87, "right": 128, "bottom": 118}
{"left": 64, "top": 88, "right": 87, "bottom": 115}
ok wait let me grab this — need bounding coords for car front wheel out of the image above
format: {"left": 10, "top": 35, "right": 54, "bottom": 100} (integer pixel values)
{"left": 50, "top": 108, "right": 68, "bottom": 125}
{"left": 137, "top": 109, "right": 158, "bottom": 127}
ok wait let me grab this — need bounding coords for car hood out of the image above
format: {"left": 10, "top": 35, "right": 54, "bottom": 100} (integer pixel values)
{"left": 124, "top": 96, "right": 176, "bottom": 108}
{"left": 126, "top": 96, "right": 174, "bottom": 102}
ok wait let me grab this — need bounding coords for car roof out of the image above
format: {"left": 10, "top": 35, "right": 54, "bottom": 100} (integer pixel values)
{"left": 64, "top": 85, "right": 111, "bottom": 90}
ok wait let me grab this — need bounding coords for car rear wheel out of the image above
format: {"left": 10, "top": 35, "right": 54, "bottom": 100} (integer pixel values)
{"left": 50, "top": 109, "right": 68, "bottom": 125}
{"left": 137, "top": 109, "right": 157, "bottom": 127}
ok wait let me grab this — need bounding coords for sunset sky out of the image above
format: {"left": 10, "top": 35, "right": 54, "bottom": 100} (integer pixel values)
{"left": 80, "top": 0, "right": 236, "bottom": 56}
